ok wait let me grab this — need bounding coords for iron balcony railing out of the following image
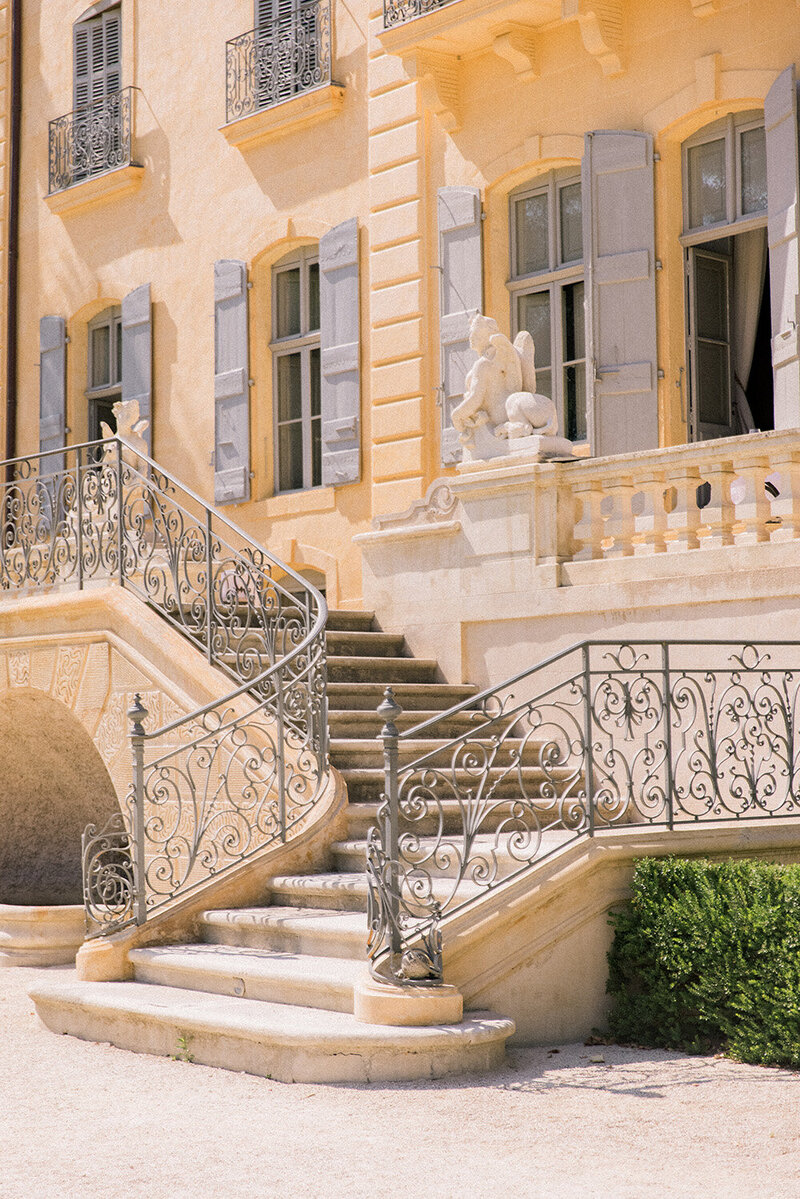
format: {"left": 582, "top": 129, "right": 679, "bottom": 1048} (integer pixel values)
{"left": 367, "top": 639, "right": 800, "bottom": 986}
{"left": 48, "top": 87, "right": 135, "bottom": 195}
{"left": 225, "top": 3, "right": 332, "bottom": 124}
{"left": 382, "top": 0, "right": 458, "bottom": 28}
{"left": 0, "top": 439, "right": 328, "bottom": 935}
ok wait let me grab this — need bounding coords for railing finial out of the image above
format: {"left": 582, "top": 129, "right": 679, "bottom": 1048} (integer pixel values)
{"left": 128, "top": 693, "right": 148, "bottom": 737}
{"left": 377, "top": 685, "right": 402, "bottom": 738}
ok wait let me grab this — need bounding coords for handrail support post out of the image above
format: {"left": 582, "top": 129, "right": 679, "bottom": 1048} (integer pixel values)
{"left": 379, "top": 687, "right": 403, "bottom": 958}
{"left": 128, "top": 694, "right": 149, "bottom": 926}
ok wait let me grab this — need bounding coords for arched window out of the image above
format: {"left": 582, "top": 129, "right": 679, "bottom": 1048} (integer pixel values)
{"left": 270, "top": 246, "right": 321, "bottom": 492}
{"left": 508, "top": 171, "right": 587, "bottom": 442}
{"left": 682, "top": 112, "right": 771, "bottom": 439}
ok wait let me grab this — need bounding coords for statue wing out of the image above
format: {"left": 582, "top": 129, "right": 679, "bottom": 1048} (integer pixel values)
{"left": 514, "top": 330, "right": 537, "bottom": 394}
{"left": 99, "top": 421, "right": 114, "bottom": 440}
{"left": 132, "top": 419, "right": 150, "bottom": 436}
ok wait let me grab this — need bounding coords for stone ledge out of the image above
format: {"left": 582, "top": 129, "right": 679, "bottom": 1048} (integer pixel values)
{"left": 221, "top": 85, "right": 345, "bottom": 150}
{"left": 0, "top": 904, "right": 85, "bottom": 967}
{"left": 44, "top": 164, "right": 145, "bottom": 217}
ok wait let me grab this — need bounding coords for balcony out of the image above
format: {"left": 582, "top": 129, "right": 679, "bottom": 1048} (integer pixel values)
{"left": 46, "top": 87, "right": 144, "bottom": 217}
{"left": 222, "top": 2, "right": 344, "bottom": 150}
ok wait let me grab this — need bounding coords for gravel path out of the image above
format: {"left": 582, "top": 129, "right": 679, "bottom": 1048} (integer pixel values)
{"left": 2, "top": 965, "right": 798, "bottom": 1199}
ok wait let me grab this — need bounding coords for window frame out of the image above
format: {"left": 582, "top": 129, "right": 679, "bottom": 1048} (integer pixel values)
{"left": 270, "top": 245, "right": 322, "bottom": 494}
{"left": 681, "top": 110, "right": 768, "bottom": 246}
{"left": 507, "top": 170, "right": 587, "bottom": 443}
{"left": 86, "top": 305, "right": 122, "bottom": 443}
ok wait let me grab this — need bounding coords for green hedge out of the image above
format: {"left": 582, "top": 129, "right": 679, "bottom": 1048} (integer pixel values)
{"left": 606, "top": 856, "right": 800, "bottom": 1067}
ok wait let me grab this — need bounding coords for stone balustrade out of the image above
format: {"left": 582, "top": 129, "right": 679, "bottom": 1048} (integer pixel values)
{"left": 562, "top": 430, "right": 800, "bottom": 563}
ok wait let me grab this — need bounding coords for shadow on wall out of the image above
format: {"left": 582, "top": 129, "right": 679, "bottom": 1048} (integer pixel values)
{"left": 0, "top": 691, "right": 119, "bottom": 905}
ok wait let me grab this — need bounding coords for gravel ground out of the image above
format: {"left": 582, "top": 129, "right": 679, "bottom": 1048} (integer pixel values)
{"left": 1, "top": 965, "right": 798, "bottom": 1199}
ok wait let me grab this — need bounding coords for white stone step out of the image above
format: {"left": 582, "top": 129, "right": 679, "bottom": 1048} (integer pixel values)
{"left": 268, "top": 871, "right": 482, "bottom": 913}
{"left": 199, "top": 906, "right": 367, "bottom": 958}
{"left": 331, "top": 829, "right": 578, "bottom": 875}
{"left": 130, "top": 945, "right": 363, "bottom": 1013}
{"left": 29, "top": 980, "right": 515, "bottom": 1084}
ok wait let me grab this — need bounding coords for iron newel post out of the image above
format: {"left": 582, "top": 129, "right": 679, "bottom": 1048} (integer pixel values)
{"left": 378, "top": 686, "right": 403, "bottom": 960}
{"left": 128, "top": 693, "right": 148, "bottom": 926}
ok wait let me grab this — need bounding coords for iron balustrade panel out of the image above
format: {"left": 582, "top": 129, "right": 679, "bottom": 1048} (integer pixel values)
{"left": 226, "top": 4, "right": 332, "bottom": 123}
{"left": 367, "top": 640, "right": 800, "bottom": 985}
{"left": 382, "top": 0, "right": 459, "bottom": 27}
{"left": 48, "top": 87, "right": 134, "bottom": 195}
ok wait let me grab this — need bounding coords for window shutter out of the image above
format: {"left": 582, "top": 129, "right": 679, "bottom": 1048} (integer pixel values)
{"left": 73, "top": 24, "right": 91, "bottom": 110}
{"left": 39, "top": 317, "right": 66, "bottom": 479}
{"left": 582, "top": 131, "right": 658, "bottom": 456}
{"left": 121, "top": 283, "right": 152, "bottom": 457}
{"left": 103, "top": 9, "right": 122, "bottom": 96}
{"left": 255, "top": 0, "right": 273, "bottom": 25}
{"left": 765, "top": 65, "right": 800, "bottom": 429}
{"left": 437, "top": 186, "right": 482, "bottom": 466}
{"left": 213, "top": 260, "right": 250, "bottom": 505}
{"left": 74, "top": 9, "right": 121, "bottom": 110}
{"left": 320, "top": 219, "right": 361, "bottom": 486}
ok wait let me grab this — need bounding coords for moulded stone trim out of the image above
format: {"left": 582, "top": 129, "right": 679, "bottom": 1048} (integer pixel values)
{"left": 482, "top": 134, "right": 584, "bottom": 191}
{"left": 644, "top": 63, "right": 780, "bottom": 137}
{"left": 221, "top": 85, "right": 345, "bottom": 151}
{"left": 44, "top": 163, "right": 145, "bottom": 217}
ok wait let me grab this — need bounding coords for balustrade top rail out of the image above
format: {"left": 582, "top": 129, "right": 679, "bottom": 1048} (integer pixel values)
{"left": 225, "top": 3, "right": 332, "bottom": 124}
{"left": 48, "top": 87, "right": 135, "bottom": 194}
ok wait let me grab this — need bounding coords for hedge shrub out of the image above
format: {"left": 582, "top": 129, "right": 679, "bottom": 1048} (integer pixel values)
{"left": 606, "top": 857, "right": 800, "bottom": 1067}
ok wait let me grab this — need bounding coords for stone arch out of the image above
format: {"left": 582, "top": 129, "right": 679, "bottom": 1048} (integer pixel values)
{"left": 0, "top": 689, "right": 119, "bottom": 904}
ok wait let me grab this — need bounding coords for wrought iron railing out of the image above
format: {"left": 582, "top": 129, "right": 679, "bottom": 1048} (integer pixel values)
{"left": 367, "top": 639, "right": 800, "bottom": 985}
{"left": 225, "top": 4, "right": 332, "bottom": 124}
{"left": 48, "top": 87, "right": 135, "bottom": 195}
{"left": 382, "top": 0, "right": 457, "bottom": 28}
{"left": 0, "top": 439, "right": 327, "bottom": 935}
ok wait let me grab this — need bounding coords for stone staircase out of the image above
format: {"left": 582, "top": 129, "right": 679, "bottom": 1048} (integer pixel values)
{"left": 30, "top": 608, "right": 517, "bottom": 1082}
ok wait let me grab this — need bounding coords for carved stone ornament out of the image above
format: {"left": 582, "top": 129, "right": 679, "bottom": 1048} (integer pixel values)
{"left": 100, "top": 399, "right": 149, "bottom": 474}
{"left": 451, "top": 314, "right": 575, "bottom": 464}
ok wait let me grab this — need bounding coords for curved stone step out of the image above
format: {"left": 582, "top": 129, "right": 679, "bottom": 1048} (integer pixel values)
{"left": 199, "top": 906, "right": 367, "bottom": 958}
{"left": 130, "top": 944, "right": 363, "bottom": 1013}
{"left": 339, "top": 766, "right": 579, "bottom": 804}
{"left": 29, "top": 981, "right": 514, "bottom": 1083}
{"left": 330, "top": 829, "right": 578, "bottom": 876}
{"left": 269, "top": 871, "right": 482, "bottom": 913}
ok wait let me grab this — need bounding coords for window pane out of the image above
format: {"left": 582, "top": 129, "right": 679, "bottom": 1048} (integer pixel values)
{"left": 514, "top": 192, "right": 549, "bottom": 276}
{"left": 697, "top": 341, "right": 730, "bottom": 425}
{"left": 562, "top": 280, "right": 585, "bottom": 363}
{"left": 695, "top": 255, "right": 728, "bottom": 342}
{"left": 308, "top": 262, "right": 320, "bottom": 331}
{"left": 276, "top": 352, "right": 302, "bottom": 422}
{"left": 278, "top": 422, "right": 304, "bottom": 491}
{"left": 741, "top": 126, "right": 767, "bottom": 215}
{"left": 517, "top": 291, "right": 551, "bottom": 396}
{"left": 688, "top": 138, "right": 727, "bottom": 229}
{"left": 114, "top": 318, "right": 122, "bottom": 385}
{"left": 310, "top": 347, "right": 321, "bottom": 418}
{"left": 559, "top": 183, "right": 583, "bottom": 264}
{"left": 564, "top": 362, "right": 587, "bottom": 441}
{"left": 275, "top": 267, "right": 301, "bottom": 338}
{"left": 91, "top": 324, "right": 110, "bottom": 388}
{"left": 311, "top": 415, "right": 322, "bottom": 487}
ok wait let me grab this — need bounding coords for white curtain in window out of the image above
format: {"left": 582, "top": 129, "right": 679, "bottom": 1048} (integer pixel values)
{"left": 732, "top": 227, "right": 767, "bottom": 431}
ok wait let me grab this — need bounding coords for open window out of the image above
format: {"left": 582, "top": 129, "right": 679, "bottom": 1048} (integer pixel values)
{"left": 87, "top": 305, "right": 122, "bottom": 443}
{"left": 271, "top": 246, "right": 322, "bottom": 492}
{"left": 682, "top": 112, "right": 772, "bottom": 440}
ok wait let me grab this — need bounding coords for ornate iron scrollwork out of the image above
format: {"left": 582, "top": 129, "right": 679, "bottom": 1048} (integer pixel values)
{"left": 226, "top": 5, "right": 332, "bottom": 124}
{"left": 48, "top": 88, "right": 134, "bottom": 195}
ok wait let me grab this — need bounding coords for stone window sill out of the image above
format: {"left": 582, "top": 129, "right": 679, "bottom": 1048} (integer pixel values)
{"left": 45, "top": 164, "right": 145, "bottom": 217}
{"left": 221, "top": 84, "right": 345, "bottom": 151}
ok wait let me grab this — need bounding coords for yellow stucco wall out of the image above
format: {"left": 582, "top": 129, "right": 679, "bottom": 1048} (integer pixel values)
{"left": 13, "top": 0, "right": 800, "bottom": 605}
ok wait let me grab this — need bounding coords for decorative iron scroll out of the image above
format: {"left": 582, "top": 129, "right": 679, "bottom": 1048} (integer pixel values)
{"left": 0, "top": 438, "right": 328, "bottom": 937}
{"left": 382, "top": 0, "right": 458, "bottom": 28}
{"left": 48, "top": 87, "right": 134, "bottom": 194}
{"left": 367, "top": 641, "right": 800, "bottom": 985}
{"left": 225, "top": 4, "right": 332, "bottom": 124}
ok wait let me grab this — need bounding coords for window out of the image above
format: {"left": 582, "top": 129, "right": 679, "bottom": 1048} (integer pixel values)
{"left": 682, "top": 112, "right": 772, "bottom": 440}
{"left": 508, "top": 173, "right": 587, "bottom": 442}
{"left": 271, "top": 248, "right": 321, "bottom": 492}
{"left": 87, "top": 306, "right": 122, "bottom": 442}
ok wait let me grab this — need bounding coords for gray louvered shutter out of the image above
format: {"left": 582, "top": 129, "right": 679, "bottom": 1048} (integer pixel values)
{"left": 765, "top": 66, "right": 800, "bottom": 429}
{"left": 214, "top": 260, "right": 250, "bottom": 504}
{"left": 73, "top": 9, "right": 121, "bottom": 110}
{"left": 121, "top": 283, "right": 152, "bottom": 457}
{"left": 320, "top": 219, "right": 361, "bottom": 486}
{"left": 438, "top": 186, "right": 482, "bottom": 465}
{"left": 583, "top": 131, "right": 658, "bottom": 456}
{"left": 39, "top": 317, "right": 66, "bottom": 479}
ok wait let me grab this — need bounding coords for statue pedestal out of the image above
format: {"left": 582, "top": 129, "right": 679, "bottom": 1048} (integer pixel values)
{"left": 459, "top": 424, "right": 575, "bottom": 466}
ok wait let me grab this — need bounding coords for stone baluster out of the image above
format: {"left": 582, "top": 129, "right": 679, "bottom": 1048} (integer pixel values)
{"left": 665, "top": 465, "right": 701, "bottom": 552}
{"left": 732, "top": 455, "right": 771, "bottom": 545}
{"left": 571, "top": 479, "right": 605, "bottom": 561}
{"left": 699, "top": 459, "right": 735, "bottom": 548}
{"left": 602, "top": 475, "right": 635, "bottom": 558}
{"left": 768, "top": 451, "right": 800, "bottom": 543}
{"left": 633, "top": 470, "right": 667, "bottom": 555}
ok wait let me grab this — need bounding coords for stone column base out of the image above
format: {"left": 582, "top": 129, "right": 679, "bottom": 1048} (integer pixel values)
{"left": 354, "top": 977, "right": 464, "bottom": 1027}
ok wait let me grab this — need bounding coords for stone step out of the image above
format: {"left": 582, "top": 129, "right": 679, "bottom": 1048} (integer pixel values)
{"left": 326, "top": 656, "right": 440, "bottom": 684}
{"left": 29, "top": 980, "right": 514, "bottom": 1084}
{"left": 199, "top": 906, "right": 367, "bottom": 959}
{"left": 325, "top": 630, "right": 406, "bottom": 657}
{"left": 343, "top": 800, "right": 570, "bottom": 838}
{"left": 268, "top": 872, "right": 481, "bottom": 913}
{"left": 326, "top": 682, "right": 477, "bottom": 711}
{"left": 130, "top": 945, "right": 363, "bottom": 1013}
{"left": 328, "top": 708, "right": 483, "bottom": 737}
{"left": 329, "top": 737, "right": 546, "bottom": 771}
{"left": 330, "top": 829, "right": 576, "bottom": 876}
{"left": 339, "top": 766, "right": 575, "bottom": 805}
{"left": 325, "top": 610, "right": 376, "bottom": 633}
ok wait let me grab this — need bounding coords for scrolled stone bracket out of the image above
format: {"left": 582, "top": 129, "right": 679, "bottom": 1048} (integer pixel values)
{"left": 561, "top": 0, "right": 624, "bottom": 78}
{"left": 492, "top": 25, "right": 539, "bottom": 83}
{"left": 402, "top": 50, "right": 461, "bottom": 133}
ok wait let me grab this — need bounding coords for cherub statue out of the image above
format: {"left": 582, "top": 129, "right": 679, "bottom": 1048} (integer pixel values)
{"left": 451, "top": 314, "right": 559, "bottom": 446}
{"left": 100, "top": 399, "right": 149, "bottom": 476}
